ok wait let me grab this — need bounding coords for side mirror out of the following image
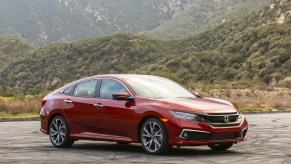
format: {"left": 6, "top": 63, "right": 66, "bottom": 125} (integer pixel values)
{"left": 112, "top": 92, "right": 134, "bottom": 101}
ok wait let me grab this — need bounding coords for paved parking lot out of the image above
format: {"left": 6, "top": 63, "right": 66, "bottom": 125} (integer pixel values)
{"left": 1, "top": 113, "right": 291, "bottom": 164}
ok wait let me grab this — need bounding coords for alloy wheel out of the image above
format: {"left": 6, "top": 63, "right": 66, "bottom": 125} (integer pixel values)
{"left": 50, "top": 118, "right": 66, "bottom": 146}
{"left": 141, "top": 121, "right": 163, "bottom": 153}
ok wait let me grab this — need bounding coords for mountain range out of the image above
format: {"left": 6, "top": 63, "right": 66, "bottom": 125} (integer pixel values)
{"left": 0, "top": 0, "right": 272, "bottom": 45}
{"left": 0, "top": 0, "right": 290, "bottom": 93}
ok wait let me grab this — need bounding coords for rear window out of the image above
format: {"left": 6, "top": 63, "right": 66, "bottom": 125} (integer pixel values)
{"left": 63, "top": 86, "right": 74, "bottom": 95}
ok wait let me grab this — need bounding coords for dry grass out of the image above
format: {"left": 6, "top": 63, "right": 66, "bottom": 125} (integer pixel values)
{"left": 196, "top": 87, "right": 291, "bottom": 111}
{"left": 1, "top": 86, "right": 291, "bottom": 118}
{"left": 0, "top": 113, "right": 39, "bottom": 118}
{"left": 0, "top": 95, "right": 43, "bottom": 116}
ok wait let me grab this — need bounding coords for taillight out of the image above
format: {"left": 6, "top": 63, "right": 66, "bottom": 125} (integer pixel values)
{"left": 41, "top": 99, "right": 47, "bottom": 107}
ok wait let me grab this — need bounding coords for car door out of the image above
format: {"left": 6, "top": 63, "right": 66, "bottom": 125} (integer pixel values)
{"left": 91, "top": 78, "right": 136, "bottom": 139}
{"left": 62, "top": 79, "right": 100, "bottom": 135}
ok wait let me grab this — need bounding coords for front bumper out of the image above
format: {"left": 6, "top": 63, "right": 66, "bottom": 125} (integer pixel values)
{"left": 179, "top": 126, "right": 247, "bottom": 141}
{"left": 167, "top": 115, "right": 248, "bottom": 145}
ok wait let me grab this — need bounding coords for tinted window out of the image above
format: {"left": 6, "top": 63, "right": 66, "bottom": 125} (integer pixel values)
{"left": 73, "top": 80, "right": 97, "bottom": 98}
{"left": 63, "top": 86, "right": 73, "bottom": 95}
{"left": 100, "top": 79, "right": 129, "bottom": 99}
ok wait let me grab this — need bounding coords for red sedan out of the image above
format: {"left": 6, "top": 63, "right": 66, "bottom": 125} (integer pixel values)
{"left": 40, "top": 74, "right": 248, "bottom": 155}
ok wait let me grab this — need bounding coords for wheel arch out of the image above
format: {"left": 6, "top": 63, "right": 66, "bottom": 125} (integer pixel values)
{"left": 47, "top": 113, "right": 65, "bottom": 131}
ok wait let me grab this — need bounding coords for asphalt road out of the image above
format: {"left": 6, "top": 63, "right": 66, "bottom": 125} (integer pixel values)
{"left": 0, "top": 113, "right": 291, "bottom": 164}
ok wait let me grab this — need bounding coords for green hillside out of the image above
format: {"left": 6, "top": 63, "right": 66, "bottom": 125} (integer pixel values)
{"left": 0, "top": 0, "right": 189, "bottom": 45}
{"left": 147, "top": 0, "right": 273, "bottom": 39}
{"left": 0, "top": 34, "right": 174, "bottom": 91}
{"left": 0, "top": 36, "right": 35, "bottom": 71}
{"left": 0, "top": 0, "right": 290, "bottom": 93}
{"left": 172, "top": 0, "right": 291, "bottom": 84}
{"left": 0, "top": 0, "right": 270, "bottom": 45}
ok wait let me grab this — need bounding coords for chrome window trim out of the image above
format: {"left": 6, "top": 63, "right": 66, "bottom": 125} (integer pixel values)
{"left": 59, "top": 78, "right": 101, "bottom": 93}
{"left": 59, "top": 77, "right": 133, "bottom": 99}
{"left": 60, "top": 86, "right": 74, "bottom": 93}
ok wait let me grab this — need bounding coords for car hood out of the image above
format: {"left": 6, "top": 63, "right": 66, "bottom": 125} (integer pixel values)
{"left": 147, "top": 97, "right": 238, "bottom": 114}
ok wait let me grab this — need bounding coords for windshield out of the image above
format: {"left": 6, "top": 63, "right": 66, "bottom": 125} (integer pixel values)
{"left": 124, "top": 76, "right": 196, "bottom": 99}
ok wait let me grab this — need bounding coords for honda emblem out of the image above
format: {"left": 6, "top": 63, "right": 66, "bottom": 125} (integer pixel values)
{"left": 224, "top": 116, "right": 229, "bottom": 123}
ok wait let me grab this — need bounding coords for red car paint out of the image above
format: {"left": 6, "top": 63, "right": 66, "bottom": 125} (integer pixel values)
{"left": 40, "top": 74, "right": 248, "bottom": 146}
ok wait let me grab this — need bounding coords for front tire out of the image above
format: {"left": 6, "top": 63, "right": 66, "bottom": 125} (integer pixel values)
{"left": 140, "top": 118, "right": 172, "bottom": 155}
{"left": 208, "top": 142, "right": 234, "bottom": 151}
{"left": 49, "top": 115, "right": 74, "bottom": 148}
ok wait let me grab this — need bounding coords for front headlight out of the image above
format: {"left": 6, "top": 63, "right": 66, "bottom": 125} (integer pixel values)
{"left": 170, "top": 110, "right": 208, "bottom": 122}
{"left": 238, "top": 113, "right": 243, "bottom": 121}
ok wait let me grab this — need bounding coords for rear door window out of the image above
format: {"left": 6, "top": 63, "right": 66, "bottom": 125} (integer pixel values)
{"left": 73, "top": 80, "right": 98, "bottom": 98}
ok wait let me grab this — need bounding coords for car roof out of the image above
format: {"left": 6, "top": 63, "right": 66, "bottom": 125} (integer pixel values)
{"left": 88, "top": 74, "right": 163, "bottom": 80}
{"left": 52, "top": 74, "right": 166, "bottom": 95}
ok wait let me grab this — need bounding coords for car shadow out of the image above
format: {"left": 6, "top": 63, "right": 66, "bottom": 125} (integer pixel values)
{"left": 71, "top": 142, "right": 144, "bottom": 153}
{"left": 68, "top": 142, "right": 242, "bottom": 157}
{"left": 167, "top": 148, "right": 240, "bottom": 157}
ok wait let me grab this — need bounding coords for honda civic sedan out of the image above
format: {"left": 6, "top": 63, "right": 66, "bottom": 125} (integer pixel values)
{"left": 40, "top": 74, "right": 248, "bottom": 155}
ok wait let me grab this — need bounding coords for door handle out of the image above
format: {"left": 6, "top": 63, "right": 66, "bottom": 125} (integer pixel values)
{"left": 63, "top": 99, "right": 73, "bottom": 103}
{"left": 93, "top": 103, "right": 104, "bottom": 109}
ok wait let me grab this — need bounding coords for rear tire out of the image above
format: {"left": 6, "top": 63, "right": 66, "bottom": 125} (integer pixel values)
{"left": 140, "top": 118, "right": 172, "bottom": 155}
{"left": 208, "top": 142, "right": 234, "bottom": 151}
{"left": 49, "top": 115, "right": 74, "bottom": 148}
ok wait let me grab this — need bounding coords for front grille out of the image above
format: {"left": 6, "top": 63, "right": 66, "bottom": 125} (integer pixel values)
{"left": 203, "top": 113, "right": 239, "bottom": 123}
{"left": 196, "top": 112, "right": 241, "bottom": 127}
{"left": 207, "top": 112, "right": 238, "bottom": 115}
{"left": 204, "top": 115, "right": 238, "bottom": 123}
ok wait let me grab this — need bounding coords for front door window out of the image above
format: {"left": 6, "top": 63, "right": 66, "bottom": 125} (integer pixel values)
{"left": 100, "top": 79, "right": 129, "bottom": 99}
